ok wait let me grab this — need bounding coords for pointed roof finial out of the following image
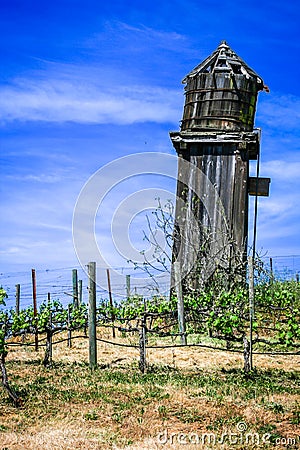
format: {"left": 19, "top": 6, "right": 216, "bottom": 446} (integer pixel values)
{"left": 182, "top": 41, "right": 264, "bottom": 88}
{"left": 219, "top": 40, "right": 229, "bottom": 47}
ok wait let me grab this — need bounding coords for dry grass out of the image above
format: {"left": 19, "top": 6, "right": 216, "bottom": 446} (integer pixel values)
{"left": 0, "top": 329, "right": 299, "bottom": 449}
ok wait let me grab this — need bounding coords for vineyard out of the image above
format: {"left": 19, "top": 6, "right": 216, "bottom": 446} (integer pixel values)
{"left": 1, "top": 262, "right": 300, "bottom": 449}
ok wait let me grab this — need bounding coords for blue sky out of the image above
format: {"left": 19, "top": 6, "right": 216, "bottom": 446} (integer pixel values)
{"left": 1, "top": 0, "right": 300, "bottom": 286}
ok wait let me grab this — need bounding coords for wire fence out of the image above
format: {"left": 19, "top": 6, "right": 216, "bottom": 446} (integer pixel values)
{"left": 261, "top": 255, "right": 300, "bottom": 281}
{"left": 0, "top": 264, "right": 171, "bottom": 311}
{"left": 1, "top": 255, "right": 299, "bottom": 312}
{"left": 1, "top": 256, "right": 300, "bottom": 380}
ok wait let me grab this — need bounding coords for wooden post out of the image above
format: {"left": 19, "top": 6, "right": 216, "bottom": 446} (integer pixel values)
{"left": 106, "top": 269, "right": 116, "bottom": 338}
{"left": 78, "top": 279, "right": 83, "bottom": 305}
{"left": 67, "top": 304, "right": 72, "bottom": 348}
{"left": 173, "top": 261, "right": 187, "bottom": 345}
{"left": 0, "top": 352, "right": 21, "bottom": 406}
{"left": 48, "top": 293, "right": 52, "bottom": 363}
{"left": 243, "top": 335, "right": 251, "bottom": 373}
{"left": 126, "top": 275, "right": 131, "bottom": 300}
{"left": 248, "top": 256, "right": 255, "bottom": 371}
{"left": 269, "top": 257, "right": 273, "bottom": 274}
{"left": 43, "top": 293, "right": 53, "bottom": 367}
{"left": 296, "top": 273, "right": 300, "bottom": 283}
{"left": 139, "top": 301, "right": 147, "bottom": 373}
{"left": 31, "top": 269, "right": 38, "bottom": 352}
{"left": 88, "top": 262, "right": 97, "bottom": 369}
{"left": 72, "top": 269, "right": 79, "bottom": 308}
{"left": 139, "top": 322, "right": 147, "bottom": 373}
{"left": 15, "top": 284, "right": 20, "bottom": 315}
{"left": 269, "top": 257, "right": 274, "bottom": 283}
{"left": 49, "top": 310, "right": 53, "bottom": 363}
{"left": 49, "top": 304, "right": 53, "bottom": 364}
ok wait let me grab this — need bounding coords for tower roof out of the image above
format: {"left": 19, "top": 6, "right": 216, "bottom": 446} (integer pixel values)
{"left": 182, "top": 41, "right": 264, "bottom": 88}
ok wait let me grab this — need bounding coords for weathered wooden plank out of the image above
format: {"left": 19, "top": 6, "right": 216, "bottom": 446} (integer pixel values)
{"left": 248, "top": 177, "right": 271, "bottom": 197}
{"left": 170, "top": 41, "right": 268, "bottom": 293}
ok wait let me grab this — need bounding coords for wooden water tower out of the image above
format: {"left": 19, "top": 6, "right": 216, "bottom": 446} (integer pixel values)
{"left": 170, "top": 41, "right": 270, "bottom": 292}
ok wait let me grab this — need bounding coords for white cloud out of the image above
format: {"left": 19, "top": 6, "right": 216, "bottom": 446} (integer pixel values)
{"left": 258, "top": 92, "right": 300, "bottom": 130}
{"left": 262, "top": 159, "right": 300, "bottom": 181}
{"left": 249, "top": 154, "right": 300, "bottom": 255}
{"left": 0, "top": 21, "right": 187, "bottom": 126}
{"left": 86, "top": 21, "right": 189, "bottom": 53}
{"left": 258, "top": 196, "right": 295, "bottom": 218}
{"left": 0, "top": 75, "right": 182, "bottom": 125}
{"left": 6, "top": 173, "right": 67, "bottom": 183}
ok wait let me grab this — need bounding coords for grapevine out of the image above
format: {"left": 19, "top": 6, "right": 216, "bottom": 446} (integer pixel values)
{"left": 0, "top": 273, "right": 299, "bottom": 405}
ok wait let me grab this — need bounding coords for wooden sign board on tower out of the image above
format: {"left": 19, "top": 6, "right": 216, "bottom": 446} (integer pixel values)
{"left": 248, "top": 177, "right": 271, "bottom": 197}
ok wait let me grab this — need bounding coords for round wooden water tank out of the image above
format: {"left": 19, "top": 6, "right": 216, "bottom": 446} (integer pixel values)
{"left": 181, "top": 72, "right": 260, "bottom": 132}
{"left": 180, "top": 42, "right": 264, "bottom": 132}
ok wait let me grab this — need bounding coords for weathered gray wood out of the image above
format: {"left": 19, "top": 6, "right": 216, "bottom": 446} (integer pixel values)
{"left": 181, "top": 42, "right": 264, "bottom": 132}
{"left": 126, "top": 274, "right": 131, "bottom": 300}
{"left": 173, "top": 261, "right": 187, "bottom": 345}
{"left": 139, "top": 309, "right": 147, "bottom": 373}
{"left": 67, "top": 304, "right": 72, "bottom": 348}
{"left": 1, "top": 353, "right": 21, "bottom": 406}
{"left": 42, "top": 293, "right": 53, "bottom": 366}
{"left": 243, "top": 335, "right": 251, "bottom": 373}
{"left": 48, "top": 292, "right": 52, "bottom": 363}
{"left": 170, "top": 41, "right": 269, "bottom": 293}
{"left": 171, "top": 143, "right": 249, "bottom": 291}
{"left": 270, "top": 257, "right": 273, "bottom": 274}
{"left": 49, "top": 309, "right": 53, "bottom": 362}
{"left": 269, "top": 257, "right": 274, "bottom": 284}
{"left": 72, "top": 269, "right": 79, "bottom": 308}
{"left": 43, "top": 298, "right": 52, "bottom": 367}
{"left": 248, "top": 255, "right": 255, "bottom": 371}
{"left": 248, "top": 177, "right": 270, "bottom": 197}
{"left": 15, "top": 284, "right": 20, "bottom": 315}
{"left": 31, "top": 269, "right": 38, "bottom": 352}
{"left": 106, "top": 269, "right": 116, "bottom": 338}
{"left": 88, "top": 262, "right": 97, "bottom": 369}
{"left": 78, "top": 279, "right": 83, "bottom": 305}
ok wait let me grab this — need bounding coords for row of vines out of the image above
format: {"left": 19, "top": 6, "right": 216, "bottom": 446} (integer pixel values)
{"left": 1, "top": 275, "right": 300, "bottom": 405}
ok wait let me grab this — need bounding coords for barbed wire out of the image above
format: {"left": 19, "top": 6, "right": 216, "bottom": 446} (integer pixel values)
{"left": 1, "top": 255, "right": 299, "bottom": 312}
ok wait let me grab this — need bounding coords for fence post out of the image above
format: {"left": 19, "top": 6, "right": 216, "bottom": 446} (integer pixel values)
{"left": 42, "top": 292, "right": 53, "bottom": 366}
{"left": 43, "top": 313, "right": 53, "bottom": 366}
{"left": 78, "top": 279, "right": 83, "bottom": 305}
{"left": 106, "top": 269, "right": 116, "bottom": 338}
{"left": 139, "top": 302, "right": 147, "bottom": 373}
{"left": 31, "top": 269, "right": 38, "bottom": 352}
{"left": 49, "top": 309, "right": 53, "bottom": 363}
{"left": 126, "top": 275, "right": 131, "bottom": 300}
{"left": 68, "top": 304, "right": 72, "bottom": 348}
{"left": 173, "top": 261, "right": 187, "bottom": 345}
{"left": 248, "top": 256, "right": 255, "bottom": 371}
{"left": 72, "top": 269, "right": 79, "bottom": 308}
{"left": 88, "top": 262, "right": 97, "bottom": 369}
{"left": 15, "top": 284, "right": 20, "bottom": 315}
{"left": 269, "top": 257, "right": 274, "bottom": 284}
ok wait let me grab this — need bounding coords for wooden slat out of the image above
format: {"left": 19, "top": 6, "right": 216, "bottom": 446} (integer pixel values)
{"left": 248, "top": 177, "right": 271, "bottom": 197}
